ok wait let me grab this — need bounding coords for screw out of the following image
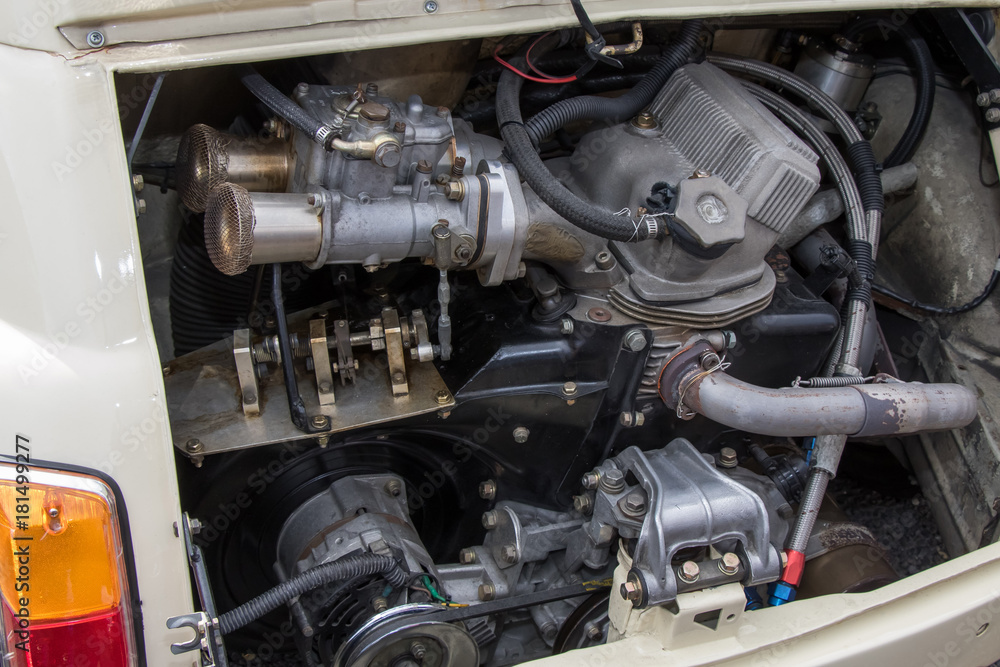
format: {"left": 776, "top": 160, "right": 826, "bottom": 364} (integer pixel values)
{"left": 416, "top": 160, "right": 432, "bottom": 174}
{"left": 692, "top": 169, "right": 712, "bottom": 179}
{"left": 623, "top": 491, "right": 646, "bottom": 515}
{"left": 599, "top": 468, "right": 625, "bottom": 494}
{"left": 619, "top": 411, "right": 645, "bottom": 428}
{"left": 501, "top": 544, "right": 518, "bottom": 563}
{"left": 479, "top": 479, "right": 497, "bottom": 500}
{"left": 185, "top": 439, "right": 203, "bottom": 454}
{"left": 459, "top": 548, "right": 477, "bottom": 564}
{"left": 512, "top": 426, "right": 530, "bottom": 444}
{"left": 451, "top": 156, "right": 466, "bottom": 179}
{"left": 365, "top": 82, "right": 379, "bottom": 97}
{"left": 310, "top": 414, "right": 330, "bottom": 429}
{"left": 586, "top": 622, "right": 603, "bottom": 641}
{"left": 372, "top": 596, "right": 388, "bottom": 612}
{"left": 435, "top": 389, "right": 451, "bottom": 405}
{"left": 560, "top": 318, "right": 574, "bottom": 335}
{"left": 718, "top": 447, "right": 738, "bottom": 468}
{"left": 572, "top": 494, "right": 593, "bottom": 515}
{"left": 48, "top": 508, "right": 59, "bottom": 518}
{"left": 977, "top": 92, "right": 992, "bottom": 107}
{"left": 562, "top": 381, "right": 578, "bottom": 397}
{"left": 408, "top": 641, "right": 426, "bottom": 662}
{"left": 633, "top": 111, "right": 657, "bottom": 129}
{"left": 587, "top": 307, "right": 612, "bottom": 323}
{"left": 478, "top": 583, "right": 496, "bottom": 601}
{"left": 244, "top": 393, "right": 257, "bottom": 404}
{"left": 623, "top": 329, "right": 647, "bottom": 352}
{"left": 678, "top": 561, "right": 701, "bottom": 583}
{"left": 482, "top": 510, "right": 500, "bottom": 529}
{"left": 719, "top": 552, "right": 741, "bottom": 575}
{"left": 392, "top": 371, "right": 405, "bottom": 384}
{"left": 581, "top": 471, "right": 600, "bottom": 490}
{"left": 595, "top": 251, "right": 616, "bottom": 270}
{"left": 317, "top": 435, "right": 330, "bottom": 447}
{"left": 384, "top": 479, "right": 403, "bottom": 497}
{"left": 86, "top": 30, "right": 105, "bottom": 48}
{"left": 986, "top": 108, "right": 1000, "bottom": 124}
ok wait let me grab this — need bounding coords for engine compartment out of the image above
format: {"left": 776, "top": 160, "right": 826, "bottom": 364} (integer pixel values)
{"left": 119, "top": 10, "right": 1000, "bottom": 666}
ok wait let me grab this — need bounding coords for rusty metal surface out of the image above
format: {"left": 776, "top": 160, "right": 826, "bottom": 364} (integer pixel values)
{"left": 164, "top": 315, "right": 453, "bottom": 456}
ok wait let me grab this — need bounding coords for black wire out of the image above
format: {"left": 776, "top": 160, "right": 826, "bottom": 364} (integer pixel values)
{"left": 873, "top": 262, "right": 1000, "bottom": 314}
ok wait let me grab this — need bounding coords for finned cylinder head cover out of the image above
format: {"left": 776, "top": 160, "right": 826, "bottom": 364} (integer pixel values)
{"left": 176, "top": 124, "right": 292, "bottom": 212}
{"left": 204, "top": 184, "right": 323, "bottom": 275}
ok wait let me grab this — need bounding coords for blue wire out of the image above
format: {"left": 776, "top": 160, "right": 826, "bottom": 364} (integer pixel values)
{"left": 804, "top": 437, "right": 816, "bottom": 464}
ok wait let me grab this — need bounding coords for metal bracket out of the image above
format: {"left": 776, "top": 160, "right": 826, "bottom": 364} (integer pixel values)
{"left": 309, "top": 318, "right": 336, "bottom": 405}
{"left": 333, "top": 319, "right": 357, "bottom": 384}
{"left": 166, "top": 514, "right": 227, "bottom": 666}
{"left": 382, "top": 308, "right": 409, "bottom": 396}
{"left": 409, "top": 310, "right": 436, "bottom": 362}
{"left": 233, "top": 329, "right": 260, "bottom": 416}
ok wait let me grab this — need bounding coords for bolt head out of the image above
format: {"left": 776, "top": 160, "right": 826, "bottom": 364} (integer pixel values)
{"left": 48, "top": 508, "right": 59, "bottom": 518}
{"left": 720, "top": 552, "right": 741, "bottom": 575}
{"left": 624, "top": 328, "right": 647, "bottom": 352}
{"left": 718, "top": 447, "right": 738, "bottom": 468}
{"left": 581, "top": 471, "right": 600, "bottom": 490}
{"left": 987, "top": 108, "right": 1000, "bottom": 124}
{"left": 991, "top": 88, "right": 1000, "bottom": 104}
{"left": 595, "top": 251, "right": 616, "bottom": 270}
{"left": 562, "top": 381, "right": 578, "bottom": 397}
{"left": 435, "top": 389, "right": 451, "bottom": 405}
{"left": 501, "top": 544, "right": 518, "bottom": 563}
{"left": 482, "top": 510, "right": 499, "bottom": 529}
{"left": 679, "top": 560, "right": 701, "bottom": 583}
{"left": 374, "top": 142, "right": 402, "bottom": 168}
{"left": 459, "top": 548, "right": 477, "bottom": 564}
{"left": 410, "top": 641, "right": 426, "bottom": 661}
{"left": 512, "top": 426, "right": 529, "bottom": 444}
{"left": 700, "top": 350, "right": 721, "bottom": 370}
{"left": 633, "top": 112, "right": 657, "bottom": 129}
{"left": 692, "top": 169, "right": 712, "bottom": 179}
{"left": 86, "top": 30, "right": 105, "bottom": 48}
{"left": 444, "top": 181, "right": 465, "bottom": 201}
{"left": 623, "top": 491, "right": 646, "bottom": 514}
{"left": 185, "top": 439, "right": 203, "bottom": 454}
{"left": 560, "top": 318, "right": 575, "bottom": 335}
{"left": 384, "top": 479, "right": 403, "bottom": 497}
{"left": 572, "top": 494, "right": 592, "bottom": 515}
{"left": 478, "top": 480, "right": 497, "bottom": 500}
{"left": 478, "top": 583, "right": 495, "bottom": 601}
{"left": 599, "top": 468, "right": 625, "bottom": 493}
{"left": 585, "top": 623, "right": 603, "bottom": 641}
{"left": 977, "top": 92, "right": 992, "bottom": 107}
{"left": 310, "top": 414, "right": 329, "bottom": 429}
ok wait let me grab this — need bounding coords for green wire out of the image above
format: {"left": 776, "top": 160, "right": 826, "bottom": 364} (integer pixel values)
{"left": 422, "top": 575, "right": 448, "bottom": 602}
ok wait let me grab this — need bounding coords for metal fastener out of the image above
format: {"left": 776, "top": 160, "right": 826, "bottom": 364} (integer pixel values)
{"left": 562, "top": 381, "right": 578, "bottom": 397}
{"left": 585, "top": 623, "right": 603, "bottom": 641}
{"left": 500, "top": 544, "right": 518, "bottom": 564}
{"left": 482, "top": 510, "right": 500, "bottom": 529}
{"left": 619, "top": 411, "right": 645, "bottom": 428}
{"left": 587, "top": 307, "right": 612, "bottom": 323}
{"left": 633, "top": 111, "right": 657, "bottom": 129}
{"left": 436, "top": 106, "right": 449, "bottom": 118}
{"left": 459, "top": 548, "right": 477, "bottom": 564}
{"left": 700, "top": 350, "right": 721, "bottom": 370}
{"left": 86, "top": 30, "right": 105, "bottom": 48}
{"left": 185, "top": 439, "right": 204, "bottom": 454}
{"left": 991, "top": 88, "right": 1000, "bottom": 104}
{"left": 416, "top": 160, "right": 432, "bottom": 174}
{"left": 451, "top": 156, "right": 466, "bottom": 179}
{"left": 678, "top": 561, "right": 701, "bottom": 583}
{"left": 132, "top": 174, "right": 144, "bottom": 192}
{"left": 423, "top": 0, "right": 438, "bottom": 11}
{"left": 623, "top": 328, "right": 647, "bottom": 352}
{"left": 572, "top": 494, "right": 593, "bottom": 515}
{"left": 581, "top": 471, "right": 600, "bottom": 490}
{"left": 718, "top": 447, "right": 738, "bottom": 468}
{"left": 512, "top": 426, "right": 530, "bottom": 444}
{"left": 372, "top": 596, "right": 388, "bottom": 612}
{"left": 394, "top": 121, "right": 407, "bottom": 133}
{"left": 986, "top": 108, "right": 1000, "bottom": 123}
{"left": 410, "top": 641, "right": 426, "bottom": 661}
{"left": 622, "top": 491, "right": 646, "bottom": 515}
{"left": 310, "top": 414, "right": 330, "bottom": 429}
{"left": 478, "top": 583, "right": 496, "bottom": 601}
{"left": 599, "top": 468, "right": 625, "bottom": 494}
{"left": 384, "top": 479, "right": 403, "bottom": 497}
{"left": 719, "top": 552, "right": 741, "bottom": 575}
{"left": 692, "top": 169, "right": 712, "bottom": 179}
{"left": 48, "top": 508, "right": 59, "bottom": 518}
{"left": 435, "top": 389, "right": 451, "bottom": 405}
{"left": 136, "top": 199, "right": 146, "bottom": 215}
{"left": 620, "top": 573, "right": 644, "bottom": 606}
{"left": 560, "top": 318, "right": 575, "bottom": 335}
{"left": 444, "top": 180, "right": 465, "bottom": 201}
{"left": 977, "top": 91, "right": 992, "bottom": 107}
{"left": 479, "top": 479, "right": 497, "bottom": 500}
{"left": 595, "top": 251, "right": 616, "bottom": 270}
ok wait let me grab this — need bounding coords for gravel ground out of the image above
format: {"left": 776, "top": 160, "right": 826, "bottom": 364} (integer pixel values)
{"left": 829, "top": 475, "right": 949, "bottom": 577}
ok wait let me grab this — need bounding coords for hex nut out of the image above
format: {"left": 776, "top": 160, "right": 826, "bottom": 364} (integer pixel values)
{"left": 310, "top": 414, "right": 330, "bottom": 429}
{"left": 482, "top": 510, "right": 500, "bottom": 529}
{"left": 623, "top": 328, "right": 647, "bottom": 352}
{"left": 562, "top": 381, "right": 578, "bottom": 397}
{"left": 444, "top": 181, "right": 465, "bottom": 201}
{"left": 459, "top": 548, "right": 477, "bottom": 564}
{"left": 633, "top": 111, "right": 657, "bottom": 129}
{"left": 512, "top": 426, "right": 530, "bottom": 444}
{"left": 678, "top": 561, "right": 701, "bottom": 583}
{"left": 560, "top": 318, "right": 575, "bottom": 335}
{"left": 581, "top": 471, "right": 600, "bottom": 490}
{"left": 598, "top": 468, "right": 625, "bottom": 494}
{"left": 619, "top": 411, "right": 645, "bottom": 428}
{"left": 719, "top": 552, "right": 741, "bottom": 575}
{"left": 622, "top": 491, "right": 646, "bottom": 515}
{"left": 478, "top": 479, "right": 497, "bottom": 500}
{"left": 500, "top": 544, "right": 518, "bottom": 564}
{"left": 573, "top": 494, "right": 593, "bottom": 515}
{"left": 718, "top": 447, "right": 738, "bottom": 468}
{"left": 435, "top": 389, "right": 451, "bottom": 405}
{"left": 478, "top": 583, "right": 496, "bottom": 601}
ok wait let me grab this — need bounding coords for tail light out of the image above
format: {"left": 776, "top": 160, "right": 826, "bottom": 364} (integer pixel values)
{"left": 0, "top": 462, "right": 138, "bottom": 666}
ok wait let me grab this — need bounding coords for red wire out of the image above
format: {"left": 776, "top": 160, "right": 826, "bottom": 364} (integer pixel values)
{"left": 492, "top": 39, "right": 577, "bottom": 85}
{"left": 526, "top": 32, "right": 568, "bottom": 80}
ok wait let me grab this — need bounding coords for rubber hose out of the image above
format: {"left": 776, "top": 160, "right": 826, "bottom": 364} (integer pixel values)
{"left": 239, "top": 66, "right": 335, "bottom": 148}
{"left": 843, "top": 18, "right": 935, "bottom": 168}
{"left": 495, "top": 55, "right": 657, "bottom": 241}
{"left": 217, "top": 554, "right": 407, "bottom": 634}
{"left": 524, "top": 20, "right": 703, "bottom": 144}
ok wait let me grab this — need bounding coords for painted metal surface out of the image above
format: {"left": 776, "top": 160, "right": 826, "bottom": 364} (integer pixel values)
{"left": 0, "top": 1, "right": 998, "bottom": 665}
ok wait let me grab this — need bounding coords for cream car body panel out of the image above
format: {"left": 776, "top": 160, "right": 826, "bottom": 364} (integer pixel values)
{"left": 0, "top": 1, "right": 998, "bottom": 665}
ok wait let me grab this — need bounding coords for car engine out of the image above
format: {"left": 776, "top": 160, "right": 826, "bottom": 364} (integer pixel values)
{"left": 123, "top": 10, "right": 1000, "bottom": 666}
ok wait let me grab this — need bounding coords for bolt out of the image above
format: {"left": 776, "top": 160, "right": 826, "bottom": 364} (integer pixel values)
{"left": 409, "top": 641, "right": 426, "bottom": 661}
{"left": 581, "top": 471, "right": 600, "bottom": 490}
{"left": 633, "top": 111, "right": 657, "bottom": 129}
{"left": 562, "top": 381, "right": 578, "bottom": 397}
{"left": 185, "top": 439, "right": 204, "bottom": 454}
{"left": 986, "top": 108, "right": 1000, "bottom": 124}
{"left": 719, "top": 552, "right": 741, "bottom": 575}
{"left": 435, "top": 389, "right": 451, "bottom": 405}
{"left": 444, "top": 181, "right": 465, "bottom": 201}
{"left": 512, "top": 426, "right": 530, "bottom": 444}
{"left": 718, "top": 447, "right": 738, "bottom": 468}
{"left": 500, "top": 544, "right": 518, "bottom": 563}
{"left": 372, "top": 596, "right": 388, "bottom": 612}
{"left": 365, "top": 83, "right": 379, "bottom": 97}
{"left": 599, "top": 468, "right": 625, "bottom": 494}
{"left": 595, "top": 251, "right": 616, "bottom": 270}
{"left": 374, "top": 142, "right": 402, "bottom": 168}
{"left": 585, "top": 622, "right": 603, "bottom": 641}
{"left": 451, "top": 156, "right": 466, "bottom": 179}
{"left": 560, "top": 318, "right": 574, "bottom": 335}
{"left": 132, "top": 174, "right": 144, "bottom": 192}
{"left": 479, "top": 479, "right": 497, "bottom": 500}
{"left": 86, "top": 30, "right": 105, "bottom": 48}
{"left": 977, "top": 92, "right": 992, "bottom": 107}
{"left": 294, "top": 82, "right": 310, "bottom": 100}
{"left": 384, "top": 479, "right": 403, "bottom": 497}
{"left": 459, "top": 548, "right": 477, "bottom": 564}
{"left": 318, "top": 381, "right": 331, "bottom": 393}
{"left": 692, "top": 169, "right": 712, "bottom": 179}
{"left": 991, "top": 88, "right": 1000, "bottom": 104}
{"left": 48, "top": 508, "right": 59, "bottom": 518}
{"left": 572, "top": 494, "right": 593, "bottom": 515}
{"left": 587, "top": 307, "right": 612, "bottom": 323}
{"left": 619, "top": 411, "right": 645, "bottom": 428}
{"left": 436, "top": 106, "right": 449, "bottom": 118}
{"left": 721, "top": 329, "right": 737, "bottom": 349}
{"left": 136, "top": 199, "right": 146, "bottom": 215}
{"left": 392, "top": 371, "right": 405, "bottom": 384}
{"left": 620, "top": 574, "right": 643, "bottom": 606}
{"left": 623, "top": 328, "right": 647, "bottom": 352}
{"left": 393, "top": 120, "right": 407, "bottom": 134}
{"left": 310, "top": 414, "right": 330, "bottom": 429}
{"left": 678, "top": 561, "right": 701, "bottom": 583}
{"left": 478, "top": 583, "right": 496, "bottom": 601}
{"left": 416, "top": 160, "right": 432, "bottom": 174}
{"left": 244, "top": 393, "right": 257, "bottom": 405}
{"left": 188, "top": 518, "right": 203, "bottom": 535}
{"left": 454, "top": 244, "right": 473, "bottom": 262}
{"left": 700, "top": 350, "right": 721, "bottom": 370}
{"left": 317, "top": 435, "right": 330, "bottom": 447}
{"left": 482, "top": 510, "right": 500, "bottom": 529}
{"left": 623, "top": 491, "right": 646, "bottom": 515}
